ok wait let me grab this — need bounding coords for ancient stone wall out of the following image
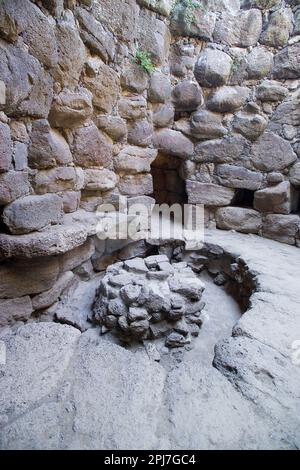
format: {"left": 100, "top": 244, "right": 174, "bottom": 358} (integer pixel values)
{"left": 0, "top": 0, "right": 300, "bottom": 326}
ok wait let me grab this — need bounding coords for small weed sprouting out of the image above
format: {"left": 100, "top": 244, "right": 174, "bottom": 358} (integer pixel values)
{"left": 134, "top": 49, "right": 156, "bottom": 74}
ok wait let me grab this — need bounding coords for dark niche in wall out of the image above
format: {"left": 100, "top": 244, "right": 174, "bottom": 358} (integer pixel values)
{"left": 232, "top": 189, "right": 255, "bottom": 209}
{"left": 151, "top": 153, "right": 187, "bottom": 206}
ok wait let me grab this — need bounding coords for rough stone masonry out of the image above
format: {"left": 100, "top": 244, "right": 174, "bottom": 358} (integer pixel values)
{"left": 0, "top": 0, "right": 300, "bottom": 322}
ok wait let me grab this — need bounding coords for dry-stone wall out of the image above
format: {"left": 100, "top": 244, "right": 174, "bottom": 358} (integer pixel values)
{"left": 0, "top": 0, "right": 300, "bottom": 326}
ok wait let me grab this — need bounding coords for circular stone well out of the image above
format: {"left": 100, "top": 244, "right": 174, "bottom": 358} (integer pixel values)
{"left": 92, "top": 254, "right": 206, "bottom": 348}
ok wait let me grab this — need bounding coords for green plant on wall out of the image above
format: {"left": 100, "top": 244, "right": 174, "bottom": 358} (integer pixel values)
{"left": 134, "top": 48, "right": 156, "bottom": 74}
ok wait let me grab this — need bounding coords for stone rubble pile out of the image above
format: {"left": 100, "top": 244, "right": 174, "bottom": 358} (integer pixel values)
{"left": 92, "top": 254, "right": 205, "bottom": 347}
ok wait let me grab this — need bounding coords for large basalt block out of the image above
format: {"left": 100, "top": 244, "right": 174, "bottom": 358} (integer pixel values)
{"left": 194, "top": 135, "right": 248, "bottom": 164}
{"left": 93, "top": 0, "right": 138, "bottom": 43}
{"left": 289, "top": 162, "right": 300, "bottom": 187}
{"left": 215, "top": 207, "right": 262, "bottom": 234}
{"left": 75, "top": 7, "right": 115, "bottom": 63}
{"left": 246, "top": 47, "right": 273, "bottom": 80}
{"left": 232, "top": 112, "right": 267, "bottom": 141}
{"left": 213, "top": 9, "right": 262, "bottom": 47}
{"left": 3, "top": 194, "right": 63, "bottom": 235}
{"left": 254, "top": 182, "right": 299, "bottom": 215}
{"left": 118, "top": 174, "right": 153, "bottom": 196}
{"left": 137, "top": 9, "right": 170, "bottom": 65}
{"left": 186, "top": 181, "right": 235, "bottom": 206}
{"left": 83, "top": 61, "right": 119, "bottom": 114}
{"left": 251, "top": 132, "right": 296, "bottom": 172}
{"left": 148, "top": 72, "right": 172, "bottom": 104}
{"left": 0, "top": 42, "right": 53, "bottom": 118}
{"left": 28, "top": 120, "right": 72, "bottom": 169}
{"left": 207, "top": 86, "right": 250, "bottom": 113}
{"left": 256, "top": 80, "right": 288, "bottom": 102}
{"left": 54, "top": 16, "right": 86, "bottom": 88}
{"left": 0, "top": 170, "right": 31, "bottom": 205}
{"left": 0, "top": 257, "right": 59, "bottom": 298}
{"left": 260, "top": 8, "right": 293, "bottom": 48}
{"left": 96, "top": 115, "right": 127, "bottom": 143}
{"left": 0, "top": 122, "right": 12, "bottom": 172}
{"left": 0, "top": 0, "right": 58, "bottom": 68}
{"left": 118, "top": 96, "right": 147, "bottom": 121}
{"left": 262, "top": 214, "right": 300, "bottom": 245}
{"left": 72, "top": 123, "right": 113, "bottom": 168}
{"left": 216, "top": 164, "right": 263, "bottom": 190}
{"left": 48, "top": 88, "right": 93, "bottom": 128}
{"left": 194, "top": 49, "right": 232, "bottom": 88}
{"left": 127, "top": 120, "right": 153, "bottom": 148}
{"left": 172, "top": 80, "right": 203, "bottom": 112}
{"left": 273, "top": 43, "right": 300, "bottom": 79}
{"left": 114, "top": 146, "right": 157, "bottom": 175}
{"left": 33, "top": 167, "right": 84, "bottom": 195}
{"left": 152, "top": 104, "right": 174, "bottom": 128}
{"left": 83, "top": 169, "right": 119, "bottom": 192}
{"left": 170, "top": 2, "right": 216, "bottom": 40}
{"left": 269, "top": 96, "right": 300, "bottom": 139}
{"left": 190, "top": 110, "right": 227, "bottom": 140}
{"left": 153, "top": 129, "right": 194, "bottom": 159}
{"left": 137, "top": 0, "right": 174, "bottom": 16}
{"left": 121, "top": 63, "right": 149, "bottom": 95}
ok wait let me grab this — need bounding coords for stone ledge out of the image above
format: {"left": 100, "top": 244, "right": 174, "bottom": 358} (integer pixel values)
{"left": 0, "top": 223, "right": 88, "bottom": 259}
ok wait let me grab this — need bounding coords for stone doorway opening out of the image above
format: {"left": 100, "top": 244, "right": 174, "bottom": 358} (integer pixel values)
{"left": 151, "top": 153, "right": 188, "bottom": 206}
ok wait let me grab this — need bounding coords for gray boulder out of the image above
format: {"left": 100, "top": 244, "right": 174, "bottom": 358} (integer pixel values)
{"left": 194, "top": 49, "right": 232, "bottom": 87}
{"left": 3, "top": 194, "right": 63, "bottom": 235}
{"left": 262, "top": 214, "right": 300, "bottom": 245}
{"left": 214, "top": 9, "right": 262, "bottom": 47}
{"left": 254, "top": 182, "right": 299, "bottom": 215}
{"left": 114, "top": 146, "right": 157, "bottom": 175}
{"left": 216, "top": 164, "right": 263, "bottom": 190}
{"left": 33, "top": 167, "right": 84, "bottom": 195}
{"left": 215, "top": 207, "right": 262, "bottom": 234}
{"left": 75, "top": 7, "right": 115, "bottom": 63}
{"left": 273, "top": 43, "right": 300, "bottom": 79}
{"left": 246, "top": 47, "right": 273, "bottom": 80}
{"left": 207, "top": 86, "right": 250, "bottom": 113}
{"left": 153, "top": 129, "right": 194, "bottom": 159}
{"left": 190, "top": 110, "right": 227, "bottom": 140}
{"left": 48, "top": 88, "right": 93, "bottom": 128}
{"left": 0, "top": 42, "right": 53, "bottom": 118}
{"left": 0, "top": 171, "right": 31, "bottom": 205}
{"left": 256, "top": 80, "right": 288, "bottom": 102}
{"left": 28, "top": 120, "right": 72, "bottom": 169}
{"left": 83, "top": 169, "right": 119, "bottom": 192}
{"left": 251, "top": 132, "right": 296, "bottom": 172}
{"left": 172, "top": 80, "right": 203, "bottom": 112}
{"left": 72, "top": 123, "right": 113, "bottom": 168}
{"left": 186, "top": 181, "right": 235, "bottom": 206}
{"left": 148, "top": 72, "right": 172, "bottom": 103}
{"left": 127, "top": 119, "right": 153, "bottom": 147}
{"left": 232, "top": 112, "right": 268, "bottom": 141}
{"left": 260, "top": 8, "right": 293, "bottom": 48}
{"left": 194, "top": 135, "right": 248, "bottom": 164}
{"left": 96, "top": 116, "right": 127, "bottom": 142}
